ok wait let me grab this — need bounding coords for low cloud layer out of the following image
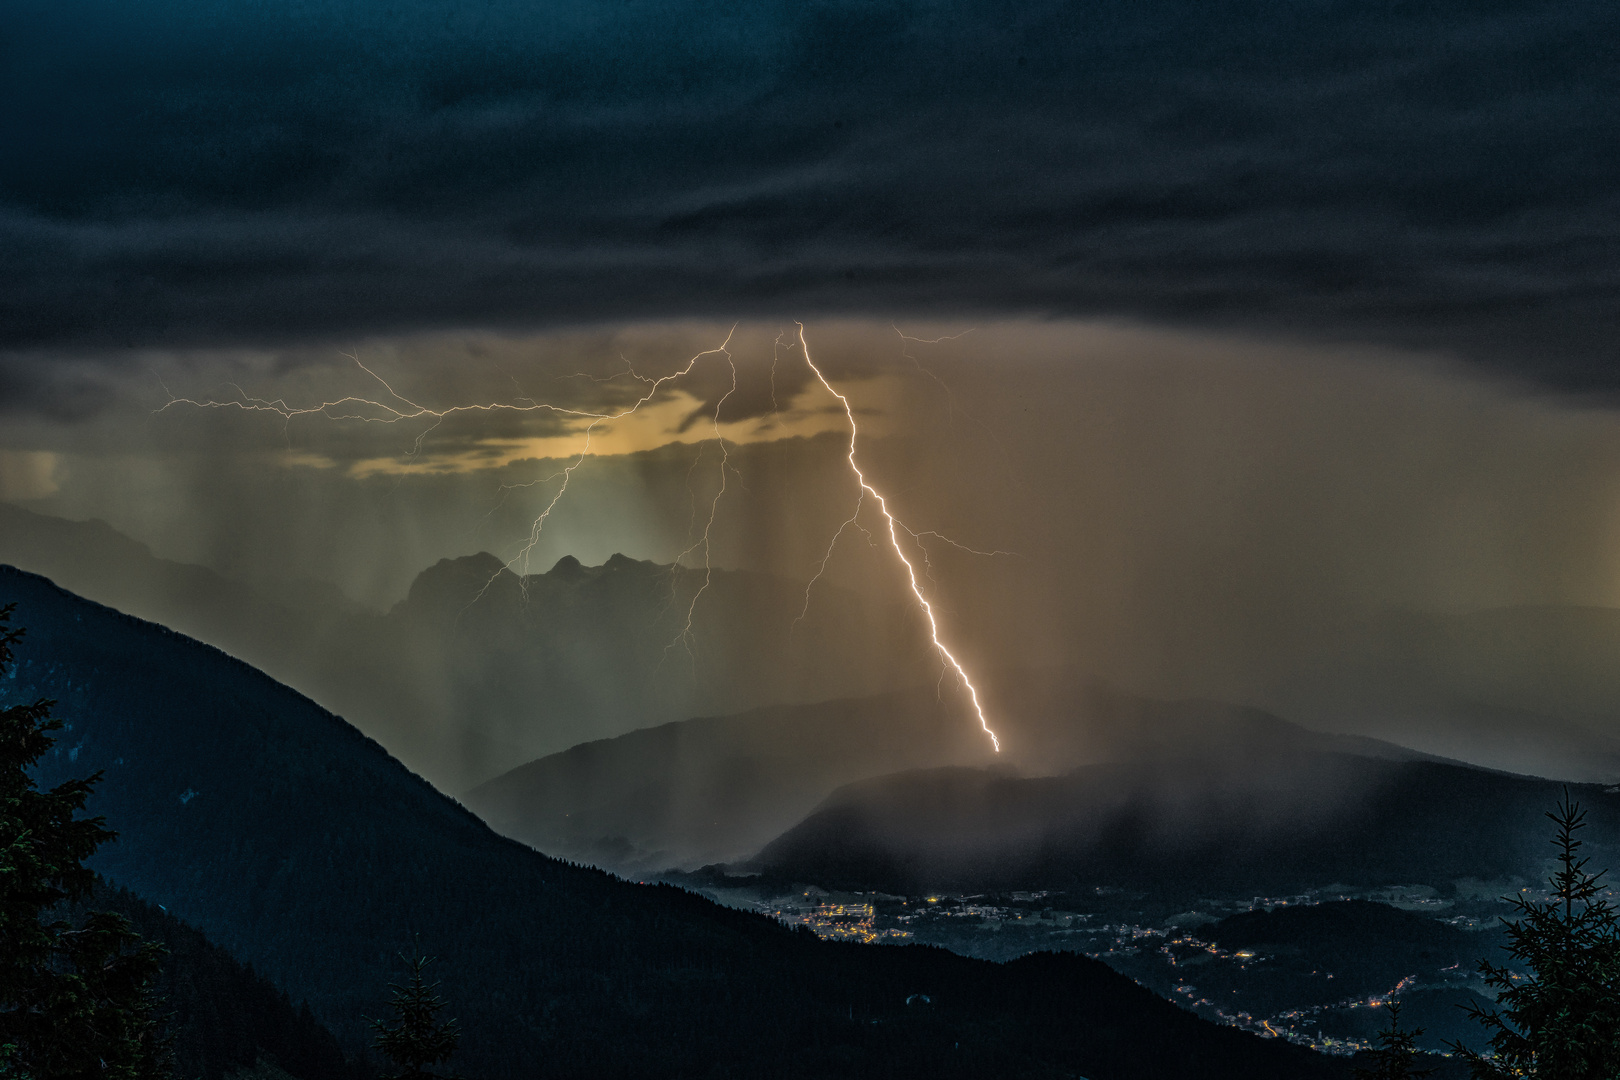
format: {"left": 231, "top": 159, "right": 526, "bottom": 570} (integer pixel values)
{"left": 13, "top": 318, "right": 1620, "bottom": 620}
{"left": 2, "top": 0, "right": 1617, "bottom": 402}
{"left": 12, "top": 318, "right": 1620, "bottom": 781}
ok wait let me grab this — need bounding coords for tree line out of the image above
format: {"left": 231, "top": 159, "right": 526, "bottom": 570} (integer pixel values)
{"left": 1357, "top": 792, "right": 1620, "bottom": 1079}
{"left": 3, "top": 598, "right": 1617, "bottom": 1079}
{"left": 0, "top": 604, "right": 458, "bottom": 1080}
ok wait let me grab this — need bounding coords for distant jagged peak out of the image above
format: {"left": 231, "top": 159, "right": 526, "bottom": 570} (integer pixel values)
{"left": 501, "top": 550, "right": 723, "bottom": 587}
{"left": 398, "top": 549, "right": 687, "bottom": 616}
{"left": 548, "top": 554, "right": 585, "bottom": 578}
{"left": 601, "top": 552, "right": 659, "bottom": 574}
{"left": 424, "top": 550, "right": 508, "bottom": 575}
{"left": 545, "top": 552, "right": 665, "bottom": 579}
{"left": 397, "top": 551, "right": 518, "bottom": 613}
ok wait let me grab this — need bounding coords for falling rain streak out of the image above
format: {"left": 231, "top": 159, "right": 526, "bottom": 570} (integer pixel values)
{"left": 159, "top": 325, "right": 1002, "bottom": 751}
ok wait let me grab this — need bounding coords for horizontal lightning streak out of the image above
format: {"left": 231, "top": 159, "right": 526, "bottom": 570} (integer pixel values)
{"left": 903, "top": 528, "right": 1022, "bottom": 560}
{"left": 158, "top": 331, "right": 738, "bottom": 605}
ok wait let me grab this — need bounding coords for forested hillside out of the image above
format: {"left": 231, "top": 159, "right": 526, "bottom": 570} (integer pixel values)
{"left": 2, "top": 565, "right": 1348, "bottom": 1080}
{"left": 81, "top": 884, "right": 360, "bottom": 1080}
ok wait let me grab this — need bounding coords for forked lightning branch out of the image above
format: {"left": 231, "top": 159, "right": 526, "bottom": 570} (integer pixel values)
{"left": 159, "top": 326, "right": 1003, "bottom": 752}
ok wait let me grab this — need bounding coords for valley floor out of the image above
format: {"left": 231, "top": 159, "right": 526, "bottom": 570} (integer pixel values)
{"left": 668, "top": 872, "right": 1525, "bottom": 1060}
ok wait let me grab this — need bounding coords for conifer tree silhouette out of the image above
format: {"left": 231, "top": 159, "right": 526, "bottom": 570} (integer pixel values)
{"left": 1355, "top": 1002, "right": 1433, "bottom": 1080}
{"left": 0, "top": 603, "right": 170, "bottom": 1079}
{"left": 1453, "top": 792, "right": 1620, "bottom": 1078}
{"left": 370, "top": 949, "right": 462, "bottom": 1080}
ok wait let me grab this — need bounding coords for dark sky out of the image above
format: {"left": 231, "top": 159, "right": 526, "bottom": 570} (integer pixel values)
{"left": 3, "top": 0, "right": 1618, "bottom": 412}
{"left": 5, "top": 5, "right": 1620, "bottom": 783}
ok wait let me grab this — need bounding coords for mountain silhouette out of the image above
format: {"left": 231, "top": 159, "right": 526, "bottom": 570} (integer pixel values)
{"left": 0, "top": 565, "right": 1351, "bottom": 1080}
{"left": 465, "top": 675, "right": 1447, "bottom": 872}
{"left": 378, "top": 548, "right": 934, "bottom": 785}
{"left": 0, "top": 504, "right": 935, "bottom": 789}
{"left": 751, "top": 750, "right": 1620, "bottom": 897}
{"left": 1115, "top": 900, "right": 1499, "bottom": 1056}
{"left": 10, "top": 502, "right": 1620, "bottom": 790}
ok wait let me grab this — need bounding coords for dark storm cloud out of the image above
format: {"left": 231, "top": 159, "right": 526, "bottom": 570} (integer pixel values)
{"left": 2, "top": 0, "right": 1617, "bottom": 403}
{"left": 0, "top": 351, "right": 123, "bottom": 420}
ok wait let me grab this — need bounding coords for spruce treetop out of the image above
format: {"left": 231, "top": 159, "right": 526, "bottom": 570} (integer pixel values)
{"left": 0, "top": 603, "right": 171, "bottom": 1079}
{"left": 1453, "top": 792, "right": 1620, "bottom": 1079}
{"left": 370, "top": 949, "right": 462, "bottom": 1080}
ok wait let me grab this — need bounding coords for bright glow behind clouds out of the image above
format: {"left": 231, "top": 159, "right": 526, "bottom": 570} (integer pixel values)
{"left": 0, "top": 451, "right": 61, "bottom": 500}
{"left": 14, "top": 316, "right": 1620, "bottom": 634}
{"left": 337, "top": 379, "right": 898, "bottom": 478}
{"left": 143, "top": 323, "right": 900, "bottom": 478}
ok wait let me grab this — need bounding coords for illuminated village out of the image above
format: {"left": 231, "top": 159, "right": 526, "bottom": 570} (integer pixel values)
{"left": 707, "top": 880, "right": 1600, "bottom": 1058}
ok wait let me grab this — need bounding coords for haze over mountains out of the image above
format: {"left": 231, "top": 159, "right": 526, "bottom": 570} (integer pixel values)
{"left": 750, "top": 752, "right": 1620, "bottom": 897}
{"left": 3, "top": 511, "right": 1610, "bottom": 1075}
{"left": 465, "top": 650, "right": 1620, "bottom": 894}
{"left": 464, "top": 680, "right": 1449, "bottom": 872}
{"left": 7, "top": 501, "right": 1620, "bottom": 799}
{"left": 8, "top": 0, "right": 1618, "bottom": 1070}
{"left": 0, "top": 565, "right": 1352, "bottom": 1080}
{"left": 0, "top": 501, "right": 935, "bottom": 789}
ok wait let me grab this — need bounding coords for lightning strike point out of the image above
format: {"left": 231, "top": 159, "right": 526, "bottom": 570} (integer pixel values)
{"left": 162, "top": 324, "right": 1005, "bottom": 756}
{"left": 796, "top": 324, "right": 1002, "bottom": 754}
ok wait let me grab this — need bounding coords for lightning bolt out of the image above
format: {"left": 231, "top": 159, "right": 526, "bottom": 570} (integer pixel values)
{"left": 894, "top": 324, "right": 973, "bottom": 415}
{"left": 159, "top": 323, "right": 1004, "bottom": 753}
{"left": 158, "top": 331, "right": 739, "bottom": 611}
{"left": 795, "top": 324, "right": 1001, "bottom": 753}
{"left": 663, "top": 347, "right": 738, "bottom": 664}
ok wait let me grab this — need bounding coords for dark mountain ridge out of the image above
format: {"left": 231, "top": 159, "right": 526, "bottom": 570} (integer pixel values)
{"left": 1116, "top": 901, "right": 1498, "bottom": 1059}
{"left": 464, "top": 688, "right": 996, "bottom": 871}
{"left": 752, "top": 750, "right": 1620, "bottom": 897}
{"left": 383, "top": 548, "right": 934, "bottom": 785}
{"left": 0, "top": 504, "right": 932, "bottom": 790}
{"left": 0, "top": 565, "right": 1349, "bottom": 1080}
{"left": 1205, "top": 900, "right": 1477, "bottom": 975}
{"left": 10, "top": 501, "right": 1620, "bottom": 792}
{"left": 465, "top": 675, "right": 1452, "bottom": 872}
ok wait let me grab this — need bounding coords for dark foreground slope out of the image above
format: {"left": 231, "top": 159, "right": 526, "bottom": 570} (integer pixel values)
{"left": 754, "top": 752, "right": 1620, "bottom": 896}
{"left": 1, "top": 566, "right": 1346, "bottom": 1080}
{"left": 79, "top": 884, "right": 359, "bottom": 1080}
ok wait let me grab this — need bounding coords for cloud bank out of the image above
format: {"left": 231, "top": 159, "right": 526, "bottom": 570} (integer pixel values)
{"left": 2, "top": 0, "right": 1617, "bottom": 399}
